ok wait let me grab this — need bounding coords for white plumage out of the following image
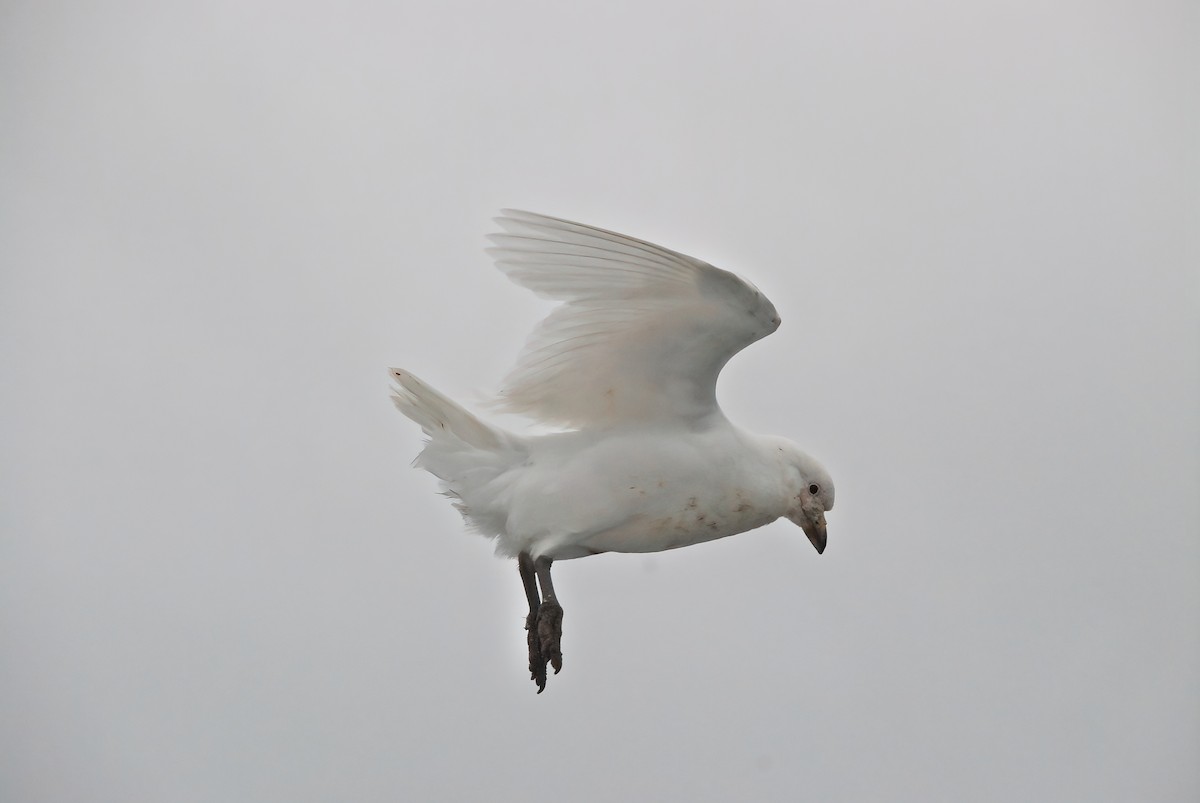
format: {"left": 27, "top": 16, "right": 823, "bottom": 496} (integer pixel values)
{"left": 389, "top": 210, "right": 834, "bottom": 691}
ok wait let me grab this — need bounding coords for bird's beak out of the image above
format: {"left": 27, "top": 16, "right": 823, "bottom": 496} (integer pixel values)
{"left": 802, "top": 512, "right": 827, "bottom": 555}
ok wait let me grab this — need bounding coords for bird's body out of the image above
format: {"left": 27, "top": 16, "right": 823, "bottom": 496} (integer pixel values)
{"left": 390, "top": 210, "right": 835, "bottom": 691}
{"left": 393, "top": 380, "right": 822, "bottom": 558}
{"left": 505, "top": 423, "right": 787, "bottom": 560}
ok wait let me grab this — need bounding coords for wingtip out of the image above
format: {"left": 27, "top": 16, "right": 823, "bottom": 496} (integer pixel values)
{"left": 497, "top": 207, "right": 535, "bottom": 219}
{"left": 495, "top": 209, "right": 585, "bottom": 232}
{"left": 493, "top": 208, "right": 528, "bottom": 227}
{"left": 493, "top": 209, "right": 553, "bottom": 235}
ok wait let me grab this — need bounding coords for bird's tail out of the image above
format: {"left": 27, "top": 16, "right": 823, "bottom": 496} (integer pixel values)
{"left": 389, "top": 369, "right": 525, "bottom": 535}
{"left": 390, "top": 369, "right": 507, "bottom": 451}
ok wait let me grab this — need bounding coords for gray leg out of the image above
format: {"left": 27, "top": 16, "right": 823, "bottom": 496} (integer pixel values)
{"left": 518, "top": 552, "right": 546, "bottom": 691}
{"left": 518, "top": 552, "right": 540, "bottom": 614}
{"left": 534, "top": 556, "right": 563, "bottom": 678}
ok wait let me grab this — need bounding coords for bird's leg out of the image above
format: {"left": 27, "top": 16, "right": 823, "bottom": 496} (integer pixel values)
{"left": 518, "top": 552, "right": 547, "bottom": 691}
{"left": 534, "top": 556, "right": 563, "bottom": 677}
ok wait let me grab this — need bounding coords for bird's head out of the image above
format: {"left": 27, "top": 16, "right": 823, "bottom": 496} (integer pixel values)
{"left": 779, "top": 443, "right": 835, "bottom": 554}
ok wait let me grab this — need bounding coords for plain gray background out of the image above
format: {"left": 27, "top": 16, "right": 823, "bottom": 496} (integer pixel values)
{"left": 3, "top": 1, "right": 1197, "bottom": 801}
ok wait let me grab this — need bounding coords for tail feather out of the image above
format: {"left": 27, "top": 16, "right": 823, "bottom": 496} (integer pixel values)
{"left": 389, "top": 369, "right": 524, "bottom": 540}
{"left": 389, "top": 369, "right": 503, "bottom": 451}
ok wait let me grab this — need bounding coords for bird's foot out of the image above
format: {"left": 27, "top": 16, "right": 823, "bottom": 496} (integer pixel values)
{"left": 536, "top": 599, "right": 563, "bottom": 677}
{"left": 525, "top": 609, "right": 547, "bottom": 692}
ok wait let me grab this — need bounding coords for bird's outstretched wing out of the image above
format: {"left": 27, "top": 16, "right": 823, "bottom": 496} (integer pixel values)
{"left": 487, "top": 210, "right": 781, "bottom": 428}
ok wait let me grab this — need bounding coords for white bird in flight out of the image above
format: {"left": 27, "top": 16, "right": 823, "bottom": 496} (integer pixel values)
{"left": 390, "top": 210, "right": 834, "bottom": 692}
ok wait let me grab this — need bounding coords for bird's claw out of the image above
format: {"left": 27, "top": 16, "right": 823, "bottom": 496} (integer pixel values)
{"left": 525, "top": 609, "right": 546, "bottom": 692}
{"left": 524, "top": 601, "right": 563, "bottom": 693}
{"left": 537, "top": 599, "right": 563, "bottom": 676}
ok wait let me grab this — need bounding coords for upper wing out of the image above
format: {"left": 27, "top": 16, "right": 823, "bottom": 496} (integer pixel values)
{"left": 486, "top": 210, "right": 781, "bottom": 428}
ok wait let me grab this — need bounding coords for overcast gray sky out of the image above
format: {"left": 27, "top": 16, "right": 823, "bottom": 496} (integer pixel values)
{"left": 2, "top": 1, "right": 1197, "bottom": 801}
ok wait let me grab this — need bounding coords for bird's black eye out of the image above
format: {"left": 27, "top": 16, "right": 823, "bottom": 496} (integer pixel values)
{"left": 808, "top": 483, "right": 820, "bottom": 495}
